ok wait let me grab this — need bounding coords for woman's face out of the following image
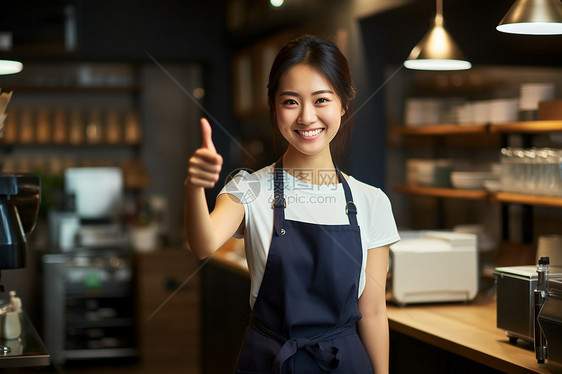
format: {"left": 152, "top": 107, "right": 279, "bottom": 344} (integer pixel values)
{"left": 275, "top": 63, "right": 344, "bottom": 158}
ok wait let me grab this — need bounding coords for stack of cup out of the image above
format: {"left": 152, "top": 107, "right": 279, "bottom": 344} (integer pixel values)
{"left": 519, "top": 83, "right": 555, "bottom": 121}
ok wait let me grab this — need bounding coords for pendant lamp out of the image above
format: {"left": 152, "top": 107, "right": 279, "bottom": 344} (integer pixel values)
{"left": 497, "top": 0, "right": 562, "bottom": 35}
{"left": 0, "top": 33, "right": 23, "bottom": 75}
{"left": 404, "top": 0, "right": 471, "bottom": 71}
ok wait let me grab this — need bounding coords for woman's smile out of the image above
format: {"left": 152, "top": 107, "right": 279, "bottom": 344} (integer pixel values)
{"left": 295, "top": 128, "right": 325, "bottom": 139}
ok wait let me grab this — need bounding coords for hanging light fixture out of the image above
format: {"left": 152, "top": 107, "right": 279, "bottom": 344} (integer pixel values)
{"left": 404, "top": 0, "right": 471, "bottom": 71}
{"left": 497, "top": 0, "right": 562, "bottom": 35}
{"left": 0, "top": 33, "right": 23, "bottom": 75}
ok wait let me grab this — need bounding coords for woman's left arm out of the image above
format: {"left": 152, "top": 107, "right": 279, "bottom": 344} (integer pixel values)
{"left": 358, "top": 245, "right": 390, "bottom": 374}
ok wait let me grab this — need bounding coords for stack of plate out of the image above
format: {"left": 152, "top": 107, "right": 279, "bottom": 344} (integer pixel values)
{"left": 520, "top": 83, "right": 555, "bottom": 111}
{"left": 451, "top": 172, "right": 497, "bottom": 189}
{"left": 404, "top": 99, "right": 442, "bottom": 126}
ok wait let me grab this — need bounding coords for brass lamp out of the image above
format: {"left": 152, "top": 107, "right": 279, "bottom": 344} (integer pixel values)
{"left": 404, "top": 0, "right": 471, "bottom": 71}
{"left": 497, "top": 0, "right": 562, "bottom": 35}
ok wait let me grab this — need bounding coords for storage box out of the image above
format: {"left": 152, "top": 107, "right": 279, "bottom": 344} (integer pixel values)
{"left": 538, "top": 100, "right": 562, "bottom": 121}
{"left": 389, "top": 231, "right": 478, "bottom": 305}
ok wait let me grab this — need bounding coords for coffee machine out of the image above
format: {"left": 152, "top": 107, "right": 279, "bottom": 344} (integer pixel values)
{"left": 0, "top": 174, "right": 41, "bottom": 284}
{"left": 0, "top": 174, "right": 40, "bottom": 356}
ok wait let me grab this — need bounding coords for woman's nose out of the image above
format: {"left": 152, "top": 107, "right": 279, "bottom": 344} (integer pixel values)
{"left": 298, "top": 103, "right": 317, "bottom": 125}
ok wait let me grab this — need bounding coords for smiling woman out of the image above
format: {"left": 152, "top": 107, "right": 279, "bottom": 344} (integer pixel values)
{"left": 185, "top": 35, "right": 400, "bottom": 374}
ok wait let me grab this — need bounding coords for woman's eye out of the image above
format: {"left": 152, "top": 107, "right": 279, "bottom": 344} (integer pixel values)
{"left": 316, "top": 98, "right": 329, "bottom": 104}
{"left": 283, "top": 99, "right": 298, "bottom": 105}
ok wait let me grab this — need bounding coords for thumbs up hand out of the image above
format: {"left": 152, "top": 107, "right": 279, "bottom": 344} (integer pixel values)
{"left": 186, "top": 118, "right": 223, "bottom": 189}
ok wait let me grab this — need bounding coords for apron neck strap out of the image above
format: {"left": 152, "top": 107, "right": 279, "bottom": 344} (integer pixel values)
{"left": 272, "top": 159, "right": 286, "bottom": 237}
{"left": 272, "top": 158, "right": 358, "bottom": 231}
{"left": 337, "top": 165, "right": 358, "bottom": 227}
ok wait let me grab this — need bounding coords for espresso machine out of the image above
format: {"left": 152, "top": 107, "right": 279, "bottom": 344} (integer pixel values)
{"left": 0, "top": 173, "right": 41, "bottom": 356}
{"left": 0, "top": 174, "right": 41, "bottom": 284}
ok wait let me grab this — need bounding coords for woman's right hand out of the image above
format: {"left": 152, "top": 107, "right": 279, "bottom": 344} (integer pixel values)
{"left": 185, "top": 118, "right": 223, "bottom": 189}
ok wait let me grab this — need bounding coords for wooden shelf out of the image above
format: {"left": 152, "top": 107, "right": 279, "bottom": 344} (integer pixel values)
{"left": 394, "top": 184, "right": 562, "bottom": 208}
{"left": 391, "top": 124, "right": 487, "bottom": 136}
{"left": 394, "top": 184, "right": 488, "bottom": 200}
{"left": 491, "top": 191, "right": 562, "bottom": 208}
{"left": 392, "top": 120, "right": 562, "bottom": 136}
{"left": 489, "top": 120, "right": 562, "bottom": 134}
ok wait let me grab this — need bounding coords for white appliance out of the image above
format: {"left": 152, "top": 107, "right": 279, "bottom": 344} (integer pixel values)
{"left": 64, "top": 167, "right": 123, "bottom": 220}
{"left": 389, "top": 231, "right": 478, "bottom": 305}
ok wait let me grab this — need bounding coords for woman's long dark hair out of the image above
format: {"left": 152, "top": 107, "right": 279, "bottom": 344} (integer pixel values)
{"left": 267, "top": 35, "right": 357, "bottom": 162}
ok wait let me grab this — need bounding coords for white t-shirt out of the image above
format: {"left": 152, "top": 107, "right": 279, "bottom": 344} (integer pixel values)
{"left": 218, "top": 164, "right": 401, "bottom": 308}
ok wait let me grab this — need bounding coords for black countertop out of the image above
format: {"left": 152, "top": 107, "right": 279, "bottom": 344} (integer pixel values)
{"left": 0, "top": 312, "right": 50, "bottom": 368}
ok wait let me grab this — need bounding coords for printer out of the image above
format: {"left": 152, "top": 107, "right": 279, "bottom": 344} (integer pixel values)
{"left": 389, "top": 231, "right": 478, "bottom": 305}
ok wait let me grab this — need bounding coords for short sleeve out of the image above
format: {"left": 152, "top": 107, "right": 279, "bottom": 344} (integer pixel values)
{"left": 364, "top": 189, "right": 401, "bottom": 250}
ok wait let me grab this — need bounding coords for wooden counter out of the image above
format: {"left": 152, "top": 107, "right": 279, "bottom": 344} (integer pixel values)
{"left": 209, "top": 239, "right": 562, "bottom": 373}
{"left": 387, "top": 296, "right": 560, "bottom": 373}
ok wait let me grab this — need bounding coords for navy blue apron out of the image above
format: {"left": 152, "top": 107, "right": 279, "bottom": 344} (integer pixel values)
{"left": 235, "top": 159, "right": 373, "bottom": 374}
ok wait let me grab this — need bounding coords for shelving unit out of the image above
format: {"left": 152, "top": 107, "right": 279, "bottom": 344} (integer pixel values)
{"left": 392, "top": 119, "right": 562, "bottom": 266}
{"left": 0, "top": 62, "right": 147, "bottom": 191}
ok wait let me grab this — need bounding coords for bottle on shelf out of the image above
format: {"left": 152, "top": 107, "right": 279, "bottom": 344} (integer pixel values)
{"left": 86, "top": 107, "right": 103, "bottom": 144}
{"left": 105, "top": 108, "right": 122, "bottom": 144}
{"left": 36, "top": 107, "right": 52, "bottom": 144}
{"left": 19, "top": 109, "right": 34, "bottom": 144}
{"left": 124, "top": 109, "right": 141, "bottom": 145}
{"left": 68, "top": 108, "right": 85, "bottom": 145}
{"left": 52, "top": 107, "right": 68, "bottom": 144}
{"left": 2, "top": 111, "right": 18, "bottom": 144}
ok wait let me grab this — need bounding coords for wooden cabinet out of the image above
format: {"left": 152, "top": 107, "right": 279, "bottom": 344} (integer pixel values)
{"left": 200, "top": 258, "right": 250, "bottom": 374}
{"left": 135, "top": 248, "right": 201, "bottom": 373}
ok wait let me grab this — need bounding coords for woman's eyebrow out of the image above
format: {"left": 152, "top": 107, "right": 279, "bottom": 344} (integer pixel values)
{"left": 279, "top": 89, "right": 334, "bottom": 97}
{"left": 312, "top": 89, "right": 334, "bottom": 95}
{"left": 279, "top": 91, "right": 299, "bottom": 97}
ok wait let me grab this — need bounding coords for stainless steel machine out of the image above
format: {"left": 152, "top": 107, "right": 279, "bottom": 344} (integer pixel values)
{"left": 42, "top": 167, "right": 136, "bottom": 365}
{"left": 42, "top": 251, "right": 135, "bottom": 365}
{"left": 495, "top": 264, "right": 562, "bottom": 343}
{"left": 496, "top": 257, "right": 562, "bottom": 369}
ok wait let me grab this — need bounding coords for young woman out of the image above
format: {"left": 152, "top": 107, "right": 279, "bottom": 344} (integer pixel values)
{"left": 185, "top": 35, "right": 400, "bottom": 374}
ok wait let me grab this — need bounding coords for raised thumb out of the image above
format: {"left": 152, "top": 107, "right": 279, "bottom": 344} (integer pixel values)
{"left": 200, "top": 118, "right": 216, "bottom": 153}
